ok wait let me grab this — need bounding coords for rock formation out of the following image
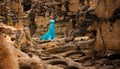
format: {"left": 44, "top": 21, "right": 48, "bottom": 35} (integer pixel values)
{"left": 0, "top": 0, "right": 120, "bottom": 69}
{"left": 0, "top": 32, "right": 19, "bottom": 69}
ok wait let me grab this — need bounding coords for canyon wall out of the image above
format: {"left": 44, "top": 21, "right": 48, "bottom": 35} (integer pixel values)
{"left": 0, "top": 0, "right": 120, "bottom": 50}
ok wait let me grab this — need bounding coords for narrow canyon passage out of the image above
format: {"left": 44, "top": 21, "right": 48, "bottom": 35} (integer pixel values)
{"left": 0, "top": 0, "right": 120, "bottom": 69}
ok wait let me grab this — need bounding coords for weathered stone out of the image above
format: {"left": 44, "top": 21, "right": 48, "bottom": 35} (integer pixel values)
{"left": 97, "top": 66, "right": 114, "bottom": 69}
{"left": 1, "top": 0, "right": 120, "bottom": 69}
{"left": 0, "top": 33, "right": 19, "bottom": 69}
{"left": 69, "top": 0, "right": 79, "bottom": 4}
{"left": 95, "top": 0, "right": 120, "bottom": 19}
{"left": 69, "top": 3, "right": 82, "bottom": 12}
{"left": 94, "top": 20, "right": 120, "bottom": 51}
{"left": 45, "top": 45, "right": 78, "bottom": 54}
{"left": 84, "top": 67, "right": 97, "bottom": 69}
{"left": 82, "top": 50, "right": 94, "bottom": 57}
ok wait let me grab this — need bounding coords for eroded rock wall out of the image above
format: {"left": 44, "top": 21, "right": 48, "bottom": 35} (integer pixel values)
{"left": 0, "top": 33, "right": 19, "bottom": 69}
{"left": 0, "top": 0, "right": 120, "bottom": 51}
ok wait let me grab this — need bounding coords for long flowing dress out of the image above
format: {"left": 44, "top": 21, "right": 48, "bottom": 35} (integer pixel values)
{"left": 39, "top": 19, "right": 56, "bottom": 40}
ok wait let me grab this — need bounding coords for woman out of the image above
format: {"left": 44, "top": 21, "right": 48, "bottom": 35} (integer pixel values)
{"left": 39, "top": 17, "right": 56, "bottom": 40}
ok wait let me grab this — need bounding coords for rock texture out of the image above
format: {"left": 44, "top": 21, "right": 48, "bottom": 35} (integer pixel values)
{"left": 0, "top": 32, "right": 19, "bottom": 69}
{"left": 0, "top": 0, "right": 120, "bottom": 69}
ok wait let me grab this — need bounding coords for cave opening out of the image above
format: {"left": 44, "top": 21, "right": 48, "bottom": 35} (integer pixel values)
{"left": 109, "top": 7, "right": 120, "bottom": 23}
{"left": 49, "top": 61, "right": 68, "bottom": 66}
{"left": 112, "top": 7, "right": 120, "bottom": 19}
{"left": 63, "top": 0, "right": 69, "bottom": 21}
{"left": 69, "top": 66, "right": 79, "bottom": 69}
{"left": 20, "top": 66, "right": 31, "bottom": 69}
{"left": 64, "top": 0, "right": 69, "bottom": 12}
{"left": 85, "top": 13, "right": 98, "bottom": 20}
{"left": 107, "top": 53, "right": 120, "bottom": 60}
{"left": 79, "top": 0, "right": 85, "bottom": 5}
{"left": 22, "top": 0, "right": 32, "bottom": 11}
{"left": 71, "top": 15, "right": 77, "bottom": 29}
{"left": 90, "top": 30, "right": 97, "bottom": 36}
{"left": 57, "top": 4, "right": 62, "bottom": 9}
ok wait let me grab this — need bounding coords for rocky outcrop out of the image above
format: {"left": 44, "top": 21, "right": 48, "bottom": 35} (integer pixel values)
{"left": 0, "top": 32, "right": 19, "bottom": 69}
{"left": 0, "top": 0, "right": 120, "bottom": 69}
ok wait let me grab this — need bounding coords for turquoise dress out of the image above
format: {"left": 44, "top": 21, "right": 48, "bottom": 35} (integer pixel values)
{"left": 39, "top": 19, "right": 56, "bottom": 40}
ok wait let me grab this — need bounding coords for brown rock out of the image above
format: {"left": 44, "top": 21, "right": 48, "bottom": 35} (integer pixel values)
{"left": 0, "top": 33, "right": 19, "bottom": 69}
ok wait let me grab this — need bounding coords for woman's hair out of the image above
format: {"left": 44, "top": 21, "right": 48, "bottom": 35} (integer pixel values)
{"left": 50, "top": 16, "right": 53, "bottom": 19}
